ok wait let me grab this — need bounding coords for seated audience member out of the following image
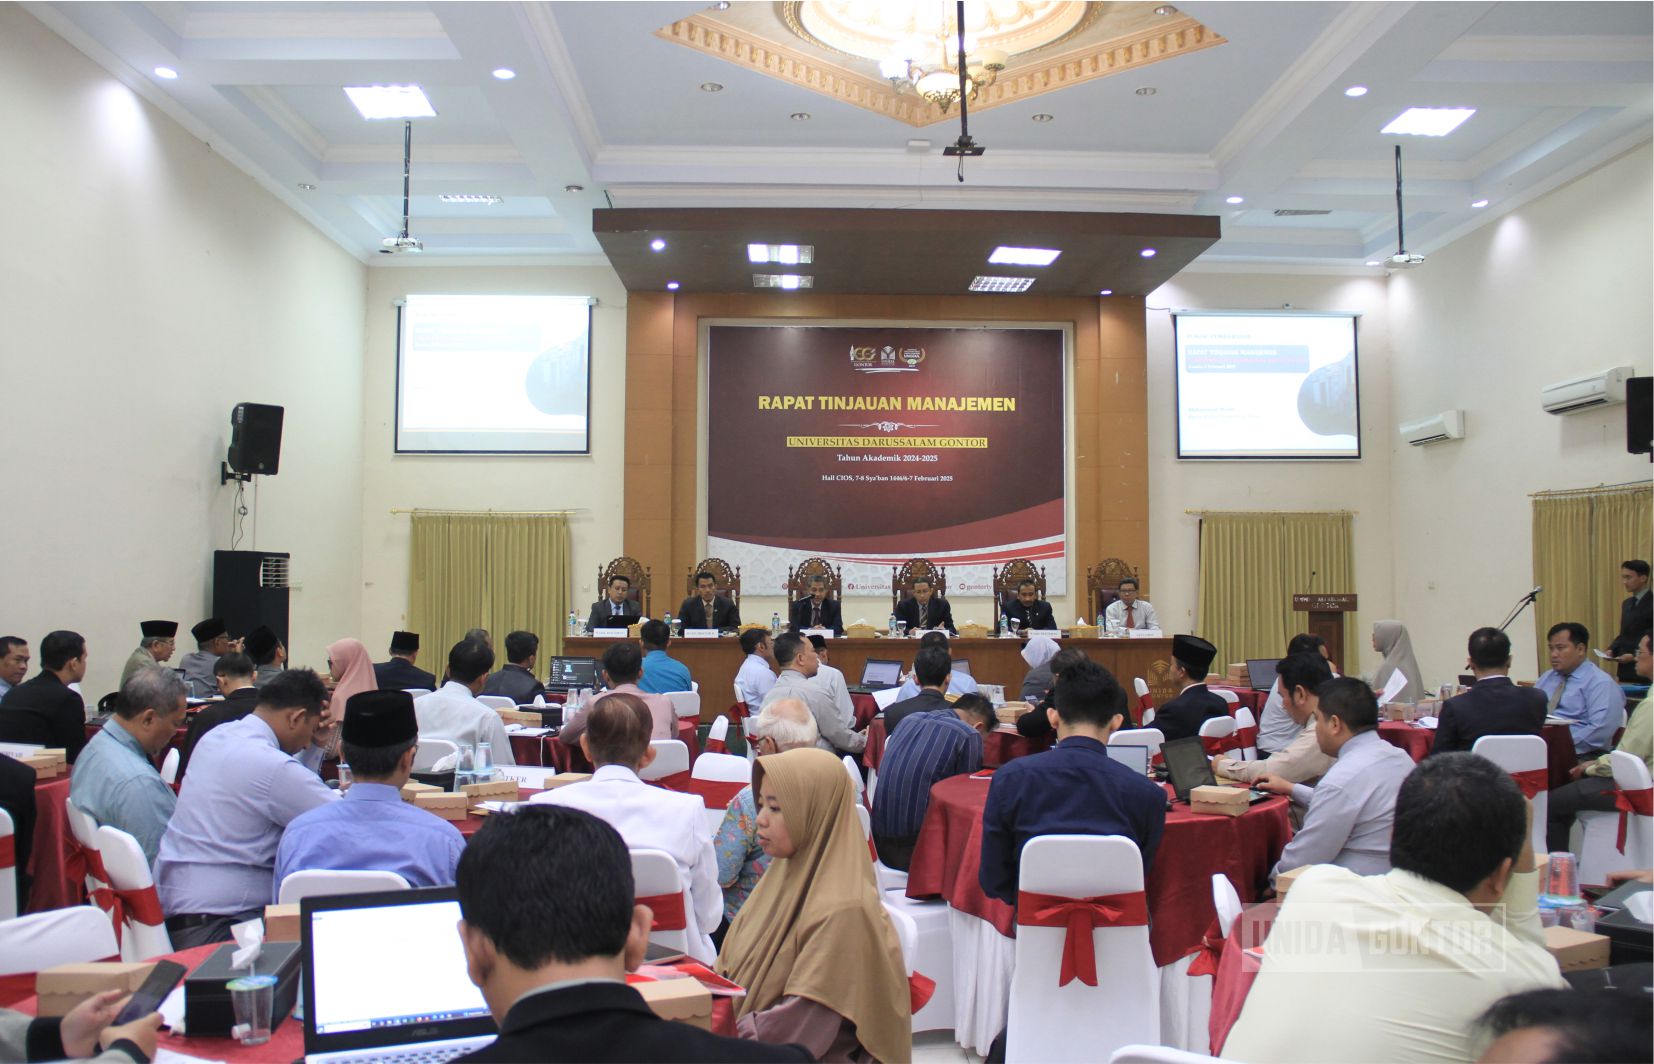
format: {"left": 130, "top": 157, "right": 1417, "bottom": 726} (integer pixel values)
{"left": 1215, "top": 652, "right": 1335, "bottom": 788}
{"left": 179, "top": 618, "right": 232, "bottom": 697}
{"left": 1255, "top": 676, "right": 1416, "bottom": 879}
{"left": 0, "top": 636, "right": 28, "bottom": 700}
{"left": 559, "top": 641, "right": 673, "bottom": 746}
{"left": 413, "top": 640, "right": 516, "bottom": 766}
{"left": 884, "top": 645, "right": 954, "bottom": 736}
{"left": 0, "top": 630, "right": 90, "bottom": 760}
{"left": 454, "top": 805, "right": 809, "bottom": 1063}
{"left": 483, "top": 630, "right": 546, "bottom": 703}
{"left": 1015, "top": 645, "right": 1093, "bottom": 741}
{"left": 1536, "top": 621, "right": 1624, "bottom": 757}
{"left": 327, "top": 636, "right": 379, "bottom": 716}
{"left": 678, "top": 571, "right": 741, "bottom": 631}
{"left": 587, "top": 573, "right": 638, "bottom": 632}
{"left": 155, "top": 669, "right": 338, "bottom": 947}
{"left": 1427, "top": 627, "right": 1547, "bottom": 756}
{"left": 1370, "top": 619, "right": 1426, "bottom": 704}
{"left": 69, "top": 666, "right": 186, "bottom": 866}
{"left": 789, "top": 575, "right": 843, "bottom": 635}
{"left": 1607, "top": 558, "right": 1652, "bottom": 682}
{"left": 893, "top": 631, "right": 978, "bottom": 701}
{"left": 274, "top": 690, "right": 464, "bottom": 896}
{"left": 872, "top": 681, "right": 985, "bottom": 870}
{"left": 1002, "top": 579, "right": 1055, "bottom": 634}
{"left": 894, "top": 576, "right": 956, "bottom": 635}
{"left": 715, "top": 699, "right": 819, "bottom": 927}
{"left": 1103, "top": 576, "right": 1158, "bottom": 632}
{"left": 734, "top": 628, "right": 778, "bottom": 710}
{"left": 1018, "top": 635, "right": 1061, "bottom": 703}
{"left": 119, "top": 619, "right": 176, "bottom": 688}
{"left": 636, "top": 620, "right": 692, "bottom": 695}
{"left": 1152, "top": 634, "right": 1227, "bottom": 743}
{"left": 373, "top": 630, "right": 436, "bottom": 691}
{"left": 1256, "top": 633, "right": 1335, "bottom": 756}
{"left": 465, "top": 627, "right": 493, "bottom": 650}
{"left": 1548, "top": 633, "right": 1651, "bottom": 852}
{"left": 981, "top": 661, "right": 1167, "bottom": 902}
{"left": 718, "top": 748, "right": 911, "bottom": 1062}
{"left": 952, "top": 693, "right": 997, "bottom": 734}
{"left": 0, "top": 752, "right": 35, "bottom": 911}
{"left": 177, "top": 652, "right": 259, "bottom": 779}
{"left": 0, "top": 990, "right": 163, "bottom": 1064}
{"left": 1224, "top": 753, "right": 1565, "bottom": 1064}
{"left": 531, "top": 695, "right": 720, "bottom": 963}
{"left": 760, "top": 633, "right": 865, "bottom": 756}
{"left": 1474, "top": 987, "right": 1651, "bottom": 1064}
{"left": 805, "top": 635, "right": 856, "bottom": 729}
{"left": 243, "top": 625, "right": 285, "bottom": 688}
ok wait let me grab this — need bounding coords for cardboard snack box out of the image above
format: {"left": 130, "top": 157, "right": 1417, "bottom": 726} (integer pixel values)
{"left": 495, "top": 708, "right": 541, "bottom": 726}
{"left": 1189, "top": 784, "right": 1249, "bottom": 817}
{"left": 541, "top": 772, "right": 592, "bottom": 789}
{"left": 1274, "top": 864, "right": 1315, "bottom": 899}
{"left": 1543, "top": 926, "right": 1610, "bottom": 972}
{"left": 633, "top": 977, "right": 712, "bottom": 1031}
{"left": 414, "top": 791, "right": 470, "bottom": 821}
{"left": 1226, "top": 662, "right": 1250, "bottom": 684}
{"left": 17, "top": 753, "right": 61, "bottom": 779}
{"left": 36, "top": 963, "right": 157, "bottom": 1018}
{"left": 264, "top": 903, "right": 302, "bottom": 942}
{"left": 401, "top": 781, "right": 442, "bottom": 802}
{"left": 462, "top": 778, "right": 522, "bottom": 802}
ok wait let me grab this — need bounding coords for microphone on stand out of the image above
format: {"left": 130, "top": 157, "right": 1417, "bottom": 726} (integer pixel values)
{"left": 1498, "top": 586, "right": 1543, "bottom": 633}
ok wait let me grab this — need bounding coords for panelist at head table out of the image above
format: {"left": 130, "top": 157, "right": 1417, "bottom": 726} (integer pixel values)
{"left": 1103, "top": 576, "right": 1158, "bottom": 632}
{"left": 374, "top": 628, "right": 436, "bottom": 691}
{"left": 1002, "top": 579, "right": 1055, "bottom": 636}
{"left": 587, "top": 572, "right": 640, "bottom": 633}
{"left": 894, "top": 576, "right": 956, "bottom": 636}
{"left": 788, "top": 575, "right": 844, "bottom": 636}
{"left": 679, "top": 570, "right": 741, "bottom": 631}
{"left": 120, "top": 618, "right": 177, "bottom": 688}
{"left": 1150, "top": 634, "right": 1227, "bottom": 743}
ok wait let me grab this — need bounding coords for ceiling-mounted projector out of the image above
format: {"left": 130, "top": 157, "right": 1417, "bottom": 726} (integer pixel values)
{"left": 380, "top": 235, "right": 423, "bottom": 254}
{"left": 1387, "top": 252, "right": 1425, "bottom": 269}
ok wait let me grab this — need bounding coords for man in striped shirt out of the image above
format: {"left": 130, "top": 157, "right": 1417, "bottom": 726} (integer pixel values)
{"left": 870, "top": 693, "right": 992, "bottom": 871}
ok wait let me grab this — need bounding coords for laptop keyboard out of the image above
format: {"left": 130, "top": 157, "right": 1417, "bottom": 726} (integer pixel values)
{"left": 319, "top": 1043, "right": 480, "bottom": 1064}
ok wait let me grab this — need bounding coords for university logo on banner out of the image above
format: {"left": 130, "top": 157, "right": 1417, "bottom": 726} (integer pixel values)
{"left": 850, "top": 344, "right": 926, "bottom": 374}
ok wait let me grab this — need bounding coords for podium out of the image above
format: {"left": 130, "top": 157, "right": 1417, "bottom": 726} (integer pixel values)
{"left": 1292, "top": 593, "right": 1356, "bottom": 675}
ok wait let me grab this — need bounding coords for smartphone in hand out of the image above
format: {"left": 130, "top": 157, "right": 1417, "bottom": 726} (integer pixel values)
{"left": 112, "top": 960, "right": 187, "bottom": 1025}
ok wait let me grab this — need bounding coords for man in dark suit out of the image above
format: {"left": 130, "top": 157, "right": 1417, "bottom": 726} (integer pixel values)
{"left": 587, "top": 574, "right": 640, "bottom": 633}
{"left": 894, "top": 576, "right": 956, "bottom": 635}
{"left": 788, "top": 575, "right": 844, "bottom": 635}
{"left": 884, "top": 645, "right": 953, "bottom": 737}
{"left": 374, "top": 631, "right": 437, "bottom": 691}
{"left": 0, "top": 751, "right": 35, "bottom": 912}
{"left": 1152, "top": 634, "right": 1228, "bottom": 743}
{"left": 1001, "top": 579, "right": 1055, "bottom": 634}
{"left": 981, "top": 660, "right": 1167, "bottom": 904}
{"left": 1609, "top": 559, "right": 1652, "bottom": 682}
{"left": 454, "top": 804, "right": 809, "bottom": 1063}
{"left": 1428, "top": 627, "right": 1547, "bottom": 756}
{"left": 0, "top": 630, "right": 90, "bottom": 761}
{"left": 677, "top": 571, "right": 741, "bottom": 631}
{"left": 177, "top": 652, "right": 261, "bottom": 780}
{"left": 482, "top": 631, "right": 546, "bottom": 703}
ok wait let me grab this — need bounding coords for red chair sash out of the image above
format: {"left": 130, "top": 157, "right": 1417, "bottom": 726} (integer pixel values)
{"left": 90, "top": 884, "right": 165, "bottom": 946}
{"left": 1509, "top": 768, "right": 1549, "bottom": 799}
{"left": 1612, "top": 786, "right": 1653, "bottom": 854}
{"left": 65, "top": 833, "right": 109, "bottom": 889}
{"left": 1202, "top": 733, "right": 1244, "bottom": 756}
{"left": 1016, "top": 889, "right": 1149, "bottom": 987}
{"left": 1235, "top": 726, "right": 1259, "bottom": 750}
{"left": 638, "top": 890, "right": 687, "bottom": 931}
{"left": 688, "top": 777, "right": 747, "bottom": 809}
{"left": 908, "top": 972, "right": 936, "bottom": 1015}
{"left": 1137, "top": 693, "right": 1154, "bottom": 717}
{"left": 0, "top": 834, "right": 13, "bottom": 869}
{"left": 1187, "top": 917, "right": 1224, "bottom": 978}
{"left": 728, "top": 701, "right": 749, "bottom": 721}
{"left": 705, "top": 738, "right": 728, "bottom": 754}
{"left": 647, "top": 770, "right": 693, "bottom": 793}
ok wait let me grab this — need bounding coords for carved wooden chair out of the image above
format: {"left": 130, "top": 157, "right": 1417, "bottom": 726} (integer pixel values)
{"left": 685, "top": 557, "right": 741, "bottom": 609}
{"left": 785, "top": 556, "right": 842, "bottom": 604}
{"left": 891, "top": 558, "right": 948, "bottom": 615}
{"left": 1086, "top": 558, "right": 1140, "bottom": 620}
{"left": 597, "top": 556, "right": 652, "bottom": 619}
{"left": 992, "top": 558, "right": 1047, "bottom": 630}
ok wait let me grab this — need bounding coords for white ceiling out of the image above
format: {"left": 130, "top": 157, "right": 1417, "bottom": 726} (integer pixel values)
{"left": 30, "top": 0, "right": 1653, "bottom": 268}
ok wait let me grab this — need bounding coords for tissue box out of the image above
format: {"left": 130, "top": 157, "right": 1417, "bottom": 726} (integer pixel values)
{"left": 184, "top": 941, "right": 301, "bottom": 1037}
{"left": 845, "top": 624, "right": 879, "bottom": 638}
{"left": 540, "top": 772, "right": 592, "bottom": 789}
{"left": 414, "top": 792, "right": 470, "bottom": 820}
{"left": 1189, "top": 785, "right": 1250, "bottom": 817}
{"left": 1274, "top": 864, "right": 1315, "bottom": 899}
{"left": 401, "top": 781, "right": 442, "bottom": 802}
{"left": 957, "top": 622, "right": 988, "bottom": 639}
{"left": 632, "top": 977, "right": 712, "bottom": 1031}
{"left": 995, "top": 701, "right": 1032, "bottom": 725}
{"left": 1067, "top": 625, "right": 1099, "bottom": 638}
{"left": 1543, "top": 926, "right": 1610, "bottom": 972}
{"left": 17, "top": 753, "right": 62, "bottom": 779}
{"left": 263, "top": 903, "right": 301, "bottom": 942}
{"left": 36, "top": 962, "right": 157, "bottom": 1018}
{"left": 462, "top": 778, "right": 521, "bottom": 802}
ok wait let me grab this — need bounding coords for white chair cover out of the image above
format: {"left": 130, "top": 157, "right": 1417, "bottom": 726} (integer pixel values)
{"left": 477, "top": 695, "right": 516, "bottom": 712}
{"left": 64, "top": 802, "right": 108, "bottom": 897}
{"left": 1198, "top": 717, "right": 1237, "bottom": 742}
{"left": 1109, "top": 1044, "right": 1227, "bottom": 1063}
{"left": 690, "top": 750, "right": 751, "bottom": 834}
{"left": 1574, "top": 748, "right": 1651, "bottom": 886}
{"left": 160, "top": 747, "right": 180, "bottom": 786}
{"left": 0, "top": 906, "right": 119, "bottom": 974}
{"left": 1213, "top": 688, "right": 1240, "bottom": 706}
{"left": 640, "top": 739, "right": 690, "bottom": 782}
{"left": 707, "top": 715, "right": 730, "bottom": 746}
{"left": 0, "top": 808, "right": 15, "bottom": 922}
{"left": 1471, "top": 734, "right": 1548, "bottom": 856}
{"left": 277, "top": 869, "right": 411, "bottom": 904}
{"left": 1110, "top": 728, "right": 1166, "bottom": 758}
{"left": 631, "top": 847, "right": 713, "bottom": 964}
{"left": 413, "top": 737, "right": 460, "bottom": 771}
{"left": 94, "top": 825, "right": 172, "bottom": 960}
{"left": 402, "top": 688, "right": 432, "bottom": 697}
{"left": 667, "top": 690, "right": 702, "bottom": 720}
{"left": 1211, "top": 874, "right": 1242, "bottom": 939}
{"left": 1233, "top": 706, "right": 1259, "bottom": 760}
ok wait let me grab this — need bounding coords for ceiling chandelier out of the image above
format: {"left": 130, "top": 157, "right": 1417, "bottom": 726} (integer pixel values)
{"left": 880, "top": 37, "right": 1005, "bottom": 112}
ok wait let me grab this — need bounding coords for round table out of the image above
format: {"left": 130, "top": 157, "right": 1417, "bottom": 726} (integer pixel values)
{"left": 1207, "top": 685, "right": 1268, "bottom": 716}
{"left": 1377, "top": 721, "right": 1577, "bottom": 786}
{"left": 863, "top": 718, "right": 1049, "bottom": 771}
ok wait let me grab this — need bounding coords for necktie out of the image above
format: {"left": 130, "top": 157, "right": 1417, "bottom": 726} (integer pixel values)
{"left": 705, "top": 600, "right": 714, "bottom": 627}
{"left": 812, "top": 602, "right": 821, "bottom": 628}
{"left": 1547, "top": 675, "right": 1567, "bottom": 712}
{"left": 1126, "top": 604, "right": 1135, "bottom": 630}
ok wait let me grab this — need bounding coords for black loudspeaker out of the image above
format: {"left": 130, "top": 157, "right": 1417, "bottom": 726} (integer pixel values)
{"left": 1627, "top": 376, "right": 1651, "bottom": 456}
{"left": 213, "top": 550, "right": 290, "bottom": 651}
{"left": 227, "top": 403, "right": 284, "bottom": 475}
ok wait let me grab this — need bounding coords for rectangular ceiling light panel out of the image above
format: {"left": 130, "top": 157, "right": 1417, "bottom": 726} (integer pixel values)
{"left": 344, "top": 85, "right": 437, "bottom": 120}
{"left": 968, "top": 275, "right": 1036, "bottom": 292}
{"left": 752, "top": 274, "right": 815, "bottom": 289}
{"left": 747, "top": 244, "right": 815, "bottom": 265}
{"left": 988, "top": 246, "right": 1061, "bottom": 266}
{"left": 1380, "top": 107, "right": 1475, "bottom": 137}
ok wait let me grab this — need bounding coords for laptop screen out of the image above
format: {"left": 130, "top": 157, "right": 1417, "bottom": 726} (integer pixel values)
{"left": 1244, "top": 658, "right": 1280, "bottom": 692}
{"left": 1105, "top": 744, "right": 1148, "bottom": 776}
{"left": 951, "top": 658, "right": 971, "bottom": 677}
{"left": 547, "top": 656, "right": 599, "bottom": 688}
{"left": 303, "top": 888, "right": 494, "bottom": 1054}
{"left": 1160, "top": 737, "right": 1218, "bottom": 802}
{"left": 860, "top": 659, "right": 903, "bottom": 686}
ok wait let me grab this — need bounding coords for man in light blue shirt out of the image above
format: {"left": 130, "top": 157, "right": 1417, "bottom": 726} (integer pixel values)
{"left": 1536, "top": 621, "right": 1624, "bottom": 757}
{"left": 636, "top": 619, "right": 692, "bottom": 695}
{"left": 275, "top": 689, "right": 463, "bottom": 899}
{"left": 69, "top": 666, "right": 186, "bottom": 867}
{"left": 733, "top": 629, "right": 776, "bottom": 709}
{"left": 154, "top": 669, "right": 337, "bottom": 947}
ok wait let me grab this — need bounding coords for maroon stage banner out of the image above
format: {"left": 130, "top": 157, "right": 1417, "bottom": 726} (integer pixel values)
{"left": 706, "top": 325, "right": 1065, "bottom": 598}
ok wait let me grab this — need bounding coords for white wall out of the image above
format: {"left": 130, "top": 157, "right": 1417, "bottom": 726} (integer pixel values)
{"left": 0, "top": 7, "right": 366, "bottom": 697}
{"left": 1388, "top": 143, "right": 1653, "bottom": 685}
{"left": 357, "top": 265, "right": 628, "bottom": 653}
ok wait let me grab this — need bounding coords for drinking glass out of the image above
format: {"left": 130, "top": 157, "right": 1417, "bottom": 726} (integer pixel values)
{"left": 228, "top": 974, "right": 276, "bottom": 1046}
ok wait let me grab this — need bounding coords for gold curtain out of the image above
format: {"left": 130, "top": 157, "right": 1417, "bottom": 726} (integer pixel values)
{"left": 408, "top": 512, "right": 572, "bottom": 662}
{"left": 1197, "top": 512, "right": 1355, "bottom": 665}
{"left": 1532, "top": 483, "right": 1652, "bottom": 672}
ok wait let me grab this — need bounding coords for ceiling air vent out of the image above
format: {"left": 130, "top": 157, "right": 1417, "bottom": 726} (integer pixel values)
{"left": 1272, "top": 209, "right": 1332, "bottom": 217}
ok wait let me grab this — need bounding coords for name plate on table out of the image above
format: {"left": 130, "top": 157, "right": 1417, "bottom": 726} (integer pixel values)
{"left": 497, "top": 765, "right": 559, "bottom": 788}
{"left": 1027, "top": 629, "right": 1064, "bottom": 639}
{"left": 593, "top": 627, "right": 631, "bottom": 638}
{"left": 1126, "top": 629, "right": 1164, "bottom": 639}
{"left": 803, "top": 628, "right": 834, "bottom": 638}
{"left": 0, "top": 741, "right": 44, "bottom": 757}
{"left": 682, "top": 628, "right": 721, "bottom": 639}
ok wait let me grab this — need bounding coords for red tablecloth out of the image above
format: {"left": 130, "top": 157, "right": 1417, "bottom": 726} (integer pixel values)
{"left": 904, "top": 775, "right": 1291, "bottom": 968}
{"left": 853, "top": 693, "right": 879, "bottom": 729}
{"left": 1208, "top": 685, "right": 1268, "bottom": 716}
{"left": 1378, "top": 722, "right": 1577, "bottom": 787}
{"left": 864, "top": 719, "right": 1050, "bottom": 772}
{"left": 1209, "top": 902, "right": 1278, "bottom": 1054}
{"left": 25, "top": 777, "right": 76, "bottom": 913}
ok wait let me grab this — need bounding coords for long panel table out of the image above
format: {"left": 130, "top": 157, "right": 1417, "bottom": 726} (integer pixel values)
{"left": 565, "top": 635, "right": 1179, "bottom": 721}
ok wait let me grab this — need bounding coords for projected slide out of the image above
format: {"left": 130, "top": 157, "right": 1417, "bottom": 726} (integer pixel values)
{"left": 396, "top": 294, "right": 591, "bottom": 453}
{"left": 1174, "top": 312, "right": 1360, "bottom": 459}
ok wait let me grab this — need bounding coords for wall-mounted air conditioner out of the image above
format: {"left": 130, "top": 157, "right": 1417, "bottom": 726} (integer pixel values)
{"left": 1399, "top": 409, "right": 1465, "bottom": 446}
{"left": 1542, "top": 366, "right": 1633, "bottom": 415}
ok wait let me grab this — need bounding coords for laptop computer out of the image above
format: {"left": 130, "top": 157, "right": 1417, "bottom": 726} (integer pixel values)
{"left": 1244, "top": 658, "right": 1280, "bottom": 692}
{"left": 301, "top": 887, "right": 497, "bottom": 1064}
{"left": 545, "top": 656, "right": 599, "bottom": 692}
{"left": 1105, "top": 743, "right": 1149, "bottom": 777}
{"left": 1160, "top": 736, "right": 1271, "bottom": 805}
{"left": 849, "top": 658, "right": 904, "bottom": 694}
{"left": 952, "top": 658, "right": 972, "bottom": 678}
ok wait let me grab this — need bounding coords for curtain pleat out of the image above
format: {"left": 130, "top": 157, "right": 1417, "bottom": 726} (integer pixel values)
{"left": 1197, "top": 512, "right": 1355, "bottom": 665}
{"left": 409, "top": 513, "right": 572, "bottom": 661}
{"left": 1532, "top": 484, "right": 1652, "bottom": 672}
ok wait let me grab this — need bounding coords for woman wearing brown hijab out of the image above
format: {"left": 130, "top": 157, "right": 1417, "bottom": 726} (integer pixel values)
{"left": 717, "top": 747, "right": 911, "bottom": 1062}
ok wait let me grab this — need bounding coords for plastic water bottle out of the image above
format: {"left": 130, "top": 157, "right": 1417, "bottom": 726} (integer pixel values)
{"left": 998, "top": 614, "right": 1008, "bottom": 638}
{"left": 663, "top": 612, "right": 674, "bottom": 636}
{"left": 336, "top": 763, "right": 353, "bottom": 793}
{"left": 888, "top": 613, "right": 898, "bottom": 638}
{"left": 771, "top": 611, "right": 781, "bottom": 636}
{"left": 1096, "top": 610, "right": 1106, "bottom": 633}
{"left": 567, "top": 610, "right": 577, "bottom": 637}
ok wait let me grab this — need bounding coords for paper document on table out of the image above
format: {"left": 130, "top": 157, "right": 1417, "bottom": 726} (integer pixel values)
{"left": 155, "top": 1050, "right": 224, "bottom": 1064}
{"left": 873, "top": 686, "right": 903, "bottom": 711}
{"left": 1414, "top": 716, "right": 1439, "bottom": 730}
{"left": 1593, "top": 648, "right": 1615, "bottom": 660}
{"left": 1376, "top": 670, "right": 1409, "bottom": 706}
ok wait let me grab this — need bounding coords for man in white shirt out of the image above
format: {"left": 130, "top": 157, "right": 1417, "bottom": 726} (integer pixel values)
{"left": 412, "top": 639, "right": 516, "bottom": 766}
{"left": 734, "top": 628, "right": 777, "bottom": 710}
{"left": 761, "top": 633, "right": 865, "bottom": 756}
{"left": 1224, "top": 753, "right": 1564, "bottom": 1063}
{"left": 531, "top": 694, "right": 721, "bottom": 964}
{"left": 804, "top": 634, "right": 855, "bottom": 729}
{"left": 1102, "top": 577, "right": 1158, "bottom": 632}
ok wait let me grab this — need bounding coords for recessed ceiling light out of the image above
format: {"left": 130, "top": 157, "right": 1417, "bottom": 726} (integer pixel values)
{"left": 564, "top": 184, "right": 584, "bottom": 193}
{"left": 1140, "top": 248, "right": 1157, "bottom": 258}
{"left": 297, "top": 183, "right": 317, "bottom": 191}
{"left": 1135, "top": 87, "right": 1157, "bottom": 96}
{"left": 1344, "top": 85, "right": 1368, "bottom": 97}
{"left": 154, "top": 66, "right": 179, "bottom": 79}
{"left": 666, "top": 282, "right": 681, "bottom": 291}
{"left": 344, "top": 85, "right": 436, "bottom": 120}
{"left": 968, "top": 276, "right": 1036, "bottom": 293}
{"left": 753, "top": 274, "right": 814, "bottom": 289}
{"left": 1365, "top": 260, "right": 1382, "bottom": 266}
{"left": 1225, "top": 195, "right": 1245, "bottom": 205}
{"left": 790, "top": 112, "right": 812, "bottom": 121}
{"left": 1470, "top": 198, "right": 1489, "bottom": 208}
{"left": 439, "top": 194, "right": 504, "bottom": 205}
{"left": 492, "top": 68, "right": 516, "bottom": 80}
{"left": 1099, "top": 289, "right": 1114, "bottom": 296}
{"left": 1031, "top": 113, "right": 1054, "bottom": 123}
{"left": 1381, "top": 107, "right": 1475, "bottom": 137}
{"left": 748, "top": 244, "right": 815, "bottom": 265}
{"left": 649, "top": 238, "right": 667, "bottom": 251}
{"left": 989, "top": 246, "right": 1061, "bottom": 266}
{"left": 700, "top": 82, "right": 724, "bottom": 93}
